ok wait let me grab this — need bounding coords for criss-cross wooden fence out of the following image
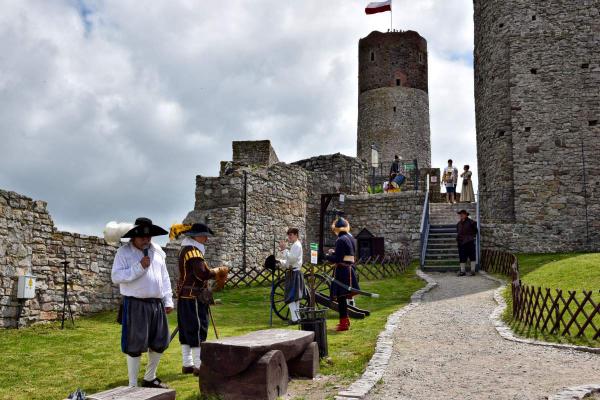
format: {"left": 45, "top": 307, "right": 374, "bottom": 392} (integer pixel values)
{"left": 481, "top": 249, "right": 600, "bottom": 341}
{"left": 225, "top": 248, "right": 412, "bottom": 289}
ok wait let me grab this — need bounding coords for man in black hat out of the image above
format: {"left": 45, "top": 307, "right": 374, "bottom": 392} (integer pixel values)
{"left": 111, "top": 217, "right": 173, "bottom": 388}
{"left": 176, "top": 223, "right": 228, "bottom": 376}
{"left": 456, "top": 210, "right": 478, "bottom": 276}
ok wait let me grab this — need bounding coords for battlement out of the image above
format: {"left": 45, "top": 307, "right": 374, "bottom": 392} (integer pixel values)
{"left": 232, "top": 140, "right": 279, "bottom": 167}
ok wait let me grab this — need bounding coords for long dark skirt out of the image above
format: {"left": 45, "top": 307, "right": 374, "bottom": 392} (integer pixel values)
{"left": 330, "top": 263, "right": 360, "bottom": 299}
{"left": 284, "top": 269, "right": 306, "bottom": 304}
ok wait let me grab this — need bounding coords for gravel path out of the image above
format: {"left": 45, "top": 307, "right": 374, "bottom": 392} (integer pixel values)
{"left": 366, "top": 273, "right": 600, "bottom": 400}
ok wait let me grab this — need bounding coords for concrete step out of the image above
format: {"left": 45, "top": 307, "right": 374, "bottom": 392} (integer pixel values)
{"left": 422, "top": 265, "right": 461, "bottom": 272}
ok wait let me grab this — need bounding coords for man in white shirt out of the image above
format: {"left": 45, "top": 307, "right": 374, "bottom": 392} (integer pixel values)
{"left": 111, "top": 217, "right": 173, "bottom": 389}
{"left": 277, "top": 228, "right": 305, "bottom": 324}
{"left": 442, "top": 159, "right": 459, "bottom": 204}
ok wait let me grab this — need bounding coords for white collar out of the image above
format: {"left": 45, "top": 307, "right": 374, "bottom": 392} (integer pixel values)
{"left": 126, "top": 241, "right": 165, "bottom": 257}
{"left": 182, "top": 237, "right": 206, "bottom": 254}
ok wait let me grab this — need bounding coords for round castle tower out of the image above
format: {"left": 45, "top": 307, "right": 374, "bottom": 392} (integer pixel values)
{"left": 357, "top": 30, "right": 431, "bottom": 168}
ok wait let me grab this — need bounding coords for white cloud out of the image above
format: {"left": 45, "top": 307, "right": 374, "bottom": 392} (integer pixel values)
{"left": 0, "top": 0, "right": 477, "bottom": 240}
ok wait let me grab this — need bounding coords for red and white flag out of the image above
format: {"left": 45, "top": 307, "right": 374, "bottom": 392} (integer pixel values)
{"left": 365, "top": 0, "right": 391, "bottom": 15}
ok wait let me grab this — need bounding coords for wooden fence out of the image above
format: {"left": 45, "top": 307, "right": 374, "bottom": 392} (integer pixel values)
{"left": 481, "top": 249, "right": 600, "bottom": 341}
{"left": 225, "top": 249, "right": 412, "bottom": 289}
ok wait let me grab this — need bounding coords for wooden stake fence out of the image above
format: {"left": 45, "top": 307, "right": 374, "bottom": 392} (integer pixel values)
{"left": 224, "top": 249, "right": 412, "bottom": 289}
{"left": 481, "top": 249, "right": 600, "bottom": 341}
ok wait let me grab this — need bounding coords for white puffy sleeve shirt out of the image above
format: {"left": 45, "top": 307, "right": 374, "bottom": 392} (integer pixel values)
{"left": 111, "top": 242, "right": 174, "bottom": 308}
{"left": 278, "top": 240, "right": 303, "bottom": 271}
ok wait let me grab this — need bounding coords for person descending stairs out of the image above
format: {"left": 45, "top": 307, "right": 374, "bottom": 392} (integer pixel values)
{"left": 422, "top": 203, "right": 477, "bottom": 272}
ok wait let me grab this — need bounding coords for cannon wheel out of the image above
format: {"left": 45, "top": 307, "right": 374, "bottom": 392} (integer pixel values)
{"left": 270, "top": 272, "right": 330, "bottom": 321}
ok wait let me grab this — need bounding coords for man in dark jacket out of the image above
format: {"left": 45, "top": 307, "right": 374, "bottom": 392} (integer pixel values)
{"left": 456, "top": 210, "right": 478, "bottom": 276}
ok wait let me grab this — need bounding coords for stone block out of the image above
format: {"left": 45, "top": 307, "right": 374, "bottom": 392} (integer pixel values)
{"left": 200, "top": 349, "right": 288, "bottom": 400}
{"left": 84, "top": 386, "right": 175, "bottom": 400}
{"left": 288, "top": 341, "right": 319, "bottom": 379}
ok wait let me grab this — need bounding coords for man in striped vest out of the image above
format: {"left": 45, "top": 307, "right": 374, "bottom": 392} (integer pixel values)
{"left": 176, "top": 223, "right": 228, "bottom": 375}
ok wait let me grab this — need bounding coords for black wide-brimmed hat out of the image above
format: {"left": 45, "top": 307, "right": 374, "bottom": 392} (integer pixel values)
{"left": 457, "top": 209, "right": 470, "bottom": 216}
{"left": 122, "top": 217, "right": 168, "bottom": 238}
{"left": 183, "top": 223, "right": 214, "bottom": 237}
{"left": 264, "top": 254, "right": 278, "bottom": 272}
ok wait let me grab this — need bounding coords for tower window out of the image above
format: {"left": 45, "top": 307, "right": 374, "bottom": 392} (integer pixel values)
{"left": 396, "top": 79, "right": 401, "bottom": 86}
{"left": 370, "top": 52, "right": 375, "bottom": 62}
{"left": 530, "top": 68, "right": 537, "bottom": 74}
{"left": 532, "top": 15, "right": 536, "bottom": 21}
{"left": 590, "top": 120, "right": 598, "bottom": 127}
{"left": 525, "top": 127, "right": 531, "bottom": 132}
{"left": 393, "top": 106, "right": 397, "bottom": 113}
{"left": 581, "top": 63, "right": 589, "bottom": 69}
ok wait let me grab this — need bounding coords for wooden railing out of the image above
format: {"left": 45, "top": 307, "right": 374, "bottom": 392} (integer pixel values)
{"left": 225, "top": 248, "right": 412, "bottom": 289}
{"left": 481, "top": 249, "right": 600, "bottom": 341}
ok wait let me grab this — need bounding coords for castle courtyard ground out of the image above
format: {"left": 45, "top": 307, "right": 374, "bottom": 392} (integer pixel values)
{"left": 365, "top": 273, "right": 600, "bottom": 400}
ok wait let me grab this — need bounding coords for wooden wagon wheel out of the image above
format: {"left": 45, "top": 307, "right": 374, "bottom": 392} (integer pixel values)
{"left": 270, "top": 276, "right": 310, "bottom": 321}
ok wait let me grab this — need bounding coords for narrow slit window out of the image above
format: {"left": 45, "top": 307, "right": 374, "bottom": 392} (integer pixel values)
{"left": 581, "top": 63, "right": 589, "bottom": 69}
{"left": 396, "top": 79, "right": 401, "bottom": 86}
{"left": 525, "top": 127, "right": 531, "bottom": 132}
{"left": 589, "top": 120, "right": 598, "bottom": 127}
{"left": 530, "top": 68, "right": 537, "bottom": 74}
{"left": 370, "top": 52, "right": 375, "bottom": 62}
{"left": 393, "top": 106, "right": 397, "bottom": 113}
{"left": 532, "top": 15, "right": 536, "bottom": 21}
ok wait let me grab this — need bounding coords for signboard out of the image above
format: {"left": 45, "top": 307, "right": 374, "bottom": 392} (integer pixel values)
{"left": 310, "top": 243, "right": 319, "bottom": 264}
{"left": 403, "top": 162, "right": 415, "bottom": 171}
{"left": 430, "top": 176, "right": 438, "bottom": 183}
{"left": 371, "top": 148, "right": 379, "bottom": 167}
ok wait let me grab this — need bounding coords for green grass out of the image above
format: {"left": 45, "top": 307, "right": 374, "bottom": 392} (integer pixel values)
{"left": 0, "top": 264, "right": 424, "bottom": 400}
{"left": 500, "top": 253, "right": 600, "bottom": 347}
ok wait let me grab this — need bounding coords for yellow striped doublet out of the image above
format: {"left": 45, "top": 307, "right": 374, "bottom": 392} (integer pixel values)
{"left": 183, "top": 248, "right": 204, "bottom": 264}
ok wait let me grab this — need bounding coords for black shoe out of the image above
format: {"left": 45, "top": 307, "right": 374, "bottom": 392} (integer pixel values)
{"left": 457, "top": 271, "right": 466, "bottom": 277}
{"left": 142, "top": 378, "right": 169, "bottom": 389}
{"left": 470, "top": 271, "right": 476, "bottom": 276}
{"left": 288, "top": 320, "right": 300, "bottom": 325}
{"left": 181, "top": 366, "right": 195, "bottom": 374}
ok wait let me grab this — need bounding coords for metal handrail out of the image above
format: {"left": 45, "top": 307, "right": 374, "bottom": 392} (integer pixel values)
{"left": 475, "top": 192, "right": 481, "bottom": 269}
{"left": 419, "top": 175, "right": 430, "bottom": 268}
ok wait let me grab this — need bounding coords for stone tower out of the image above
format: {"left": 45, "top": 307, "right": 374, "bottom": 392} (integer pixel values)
{"left": 474, "top": 0, "right": 600, "bottom": 251}
{"left": 357, "top": 30, "right": 431, "bottom": 168}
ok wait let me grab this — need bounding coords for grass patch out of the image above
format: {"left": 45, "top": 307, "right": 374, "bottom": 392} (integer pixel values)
{"left": 0, "top": 264, "right": 424, "bottom": 400}
{"left": 500, "top": 252, "right": 600, "bottom": 348}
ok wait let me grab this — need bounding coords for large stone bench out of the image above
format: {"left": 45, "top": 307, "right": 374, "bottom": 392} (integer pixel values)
{"left": 75, "top": 386, "right": 176, "bottom": 400}
{"left": 200, "top": 329, "right": 319, "bottom": 400}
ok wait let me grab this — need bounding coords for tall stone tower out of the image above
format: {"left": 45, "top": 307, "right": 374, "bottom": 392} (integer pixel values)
{"left": 474, "top": 0, "right": 600, "bottom": 252}
{"left": 357, "top": 30, "right": 431, "bottom": 168}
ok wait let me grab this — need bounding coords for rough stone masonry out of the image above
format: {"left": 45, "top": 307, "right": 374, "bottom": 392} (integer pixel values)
{"left": 474, "top": 0, "right": 600, "bottom": 252}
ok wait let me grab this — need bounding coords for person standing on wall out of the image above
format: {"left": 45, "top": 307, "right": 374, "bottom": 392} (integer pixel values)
{"left": 442, "top": 159, "right": 459, "bottom": 204}
{"left": 326, "top": 217, "right": 360, "bottom": 332}
{"left": 277, "top": 227, "right": 306, "bottom": 324}
{"left": 174, "top": 223, "right": 229, "bottom": 376}
{"left": 390, "top": 155, "right": 402, "bottom": 175}
{"left": 456, "top": 210, "right": 478, "bottom": 276}
{"left": 460, "top": 165, "right": 475, "bottom": 203}
{"left": 111, "top": 217, "right": 173, "bottom": 389}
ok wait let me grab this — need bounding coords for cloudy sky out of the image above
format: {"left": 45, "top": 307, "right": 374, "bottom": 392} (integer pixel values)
{"left": 0, "top": 0, "right": 476, "bottom": 241}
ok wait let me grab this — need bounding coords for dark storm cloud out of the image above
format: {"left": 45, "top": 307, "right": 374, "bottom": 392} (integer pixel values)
{"left": 0, "top": 0, "right": 476, "bottom": 242}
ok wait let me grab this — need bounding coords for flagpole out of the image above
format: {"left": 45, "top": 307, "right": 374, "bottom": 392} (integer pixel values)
{"left": 390, "top": 0, "right": 393, "bottom": 31}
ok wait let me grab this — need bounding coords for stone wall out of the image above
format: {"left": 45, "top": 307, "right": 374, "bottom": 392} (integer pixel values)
{"left": 359, "top": 31, "right": 428, "bottom": 94}
{"left": 232, "top": 140, "right": 279, "bottom": 167}
{"left": 474, "top": 0, "right": 600, "bottom": 251}
{"left": 292, "top": 153, "right": 369, "bottom": 261}
{"left": 357, "top": 87, "right": 431, "bottom": 168}
{"left": 0, "top": 190, "right": 119, "bottom": 328}
{"left": 357, "top": 30, "right": 431, "bottom": 169}
{"left": 344, "top": 192, "right": 425, "bottom": 258}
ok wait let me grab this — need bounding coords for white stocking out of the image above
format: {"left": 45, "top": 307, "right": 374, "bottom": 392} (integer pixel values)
{"left": 192, "top": 347, "right": 201, "bottom": 368}
{"left": 460, "top": 263, "right": 466, "bottom": 273}
{"left": 471, "top": 261, "right": 477, "bottom": 273}
{"left": 181, "top": 344, "right": 193, "bottom": 367}
{"left": 143, "top": 350, "right": 162, "bottom": 381}
{"left": 288, "top": 301, "right": 299, "bottom": 321}
{"left": 126, "top": 355, "right": 141, "bottom": 387}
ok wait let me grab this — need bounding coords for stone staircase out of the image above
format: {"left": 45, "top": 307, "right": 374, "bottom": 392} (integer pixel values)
{"left": 422, "top": 203, "right": 477, "bottom": 272}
